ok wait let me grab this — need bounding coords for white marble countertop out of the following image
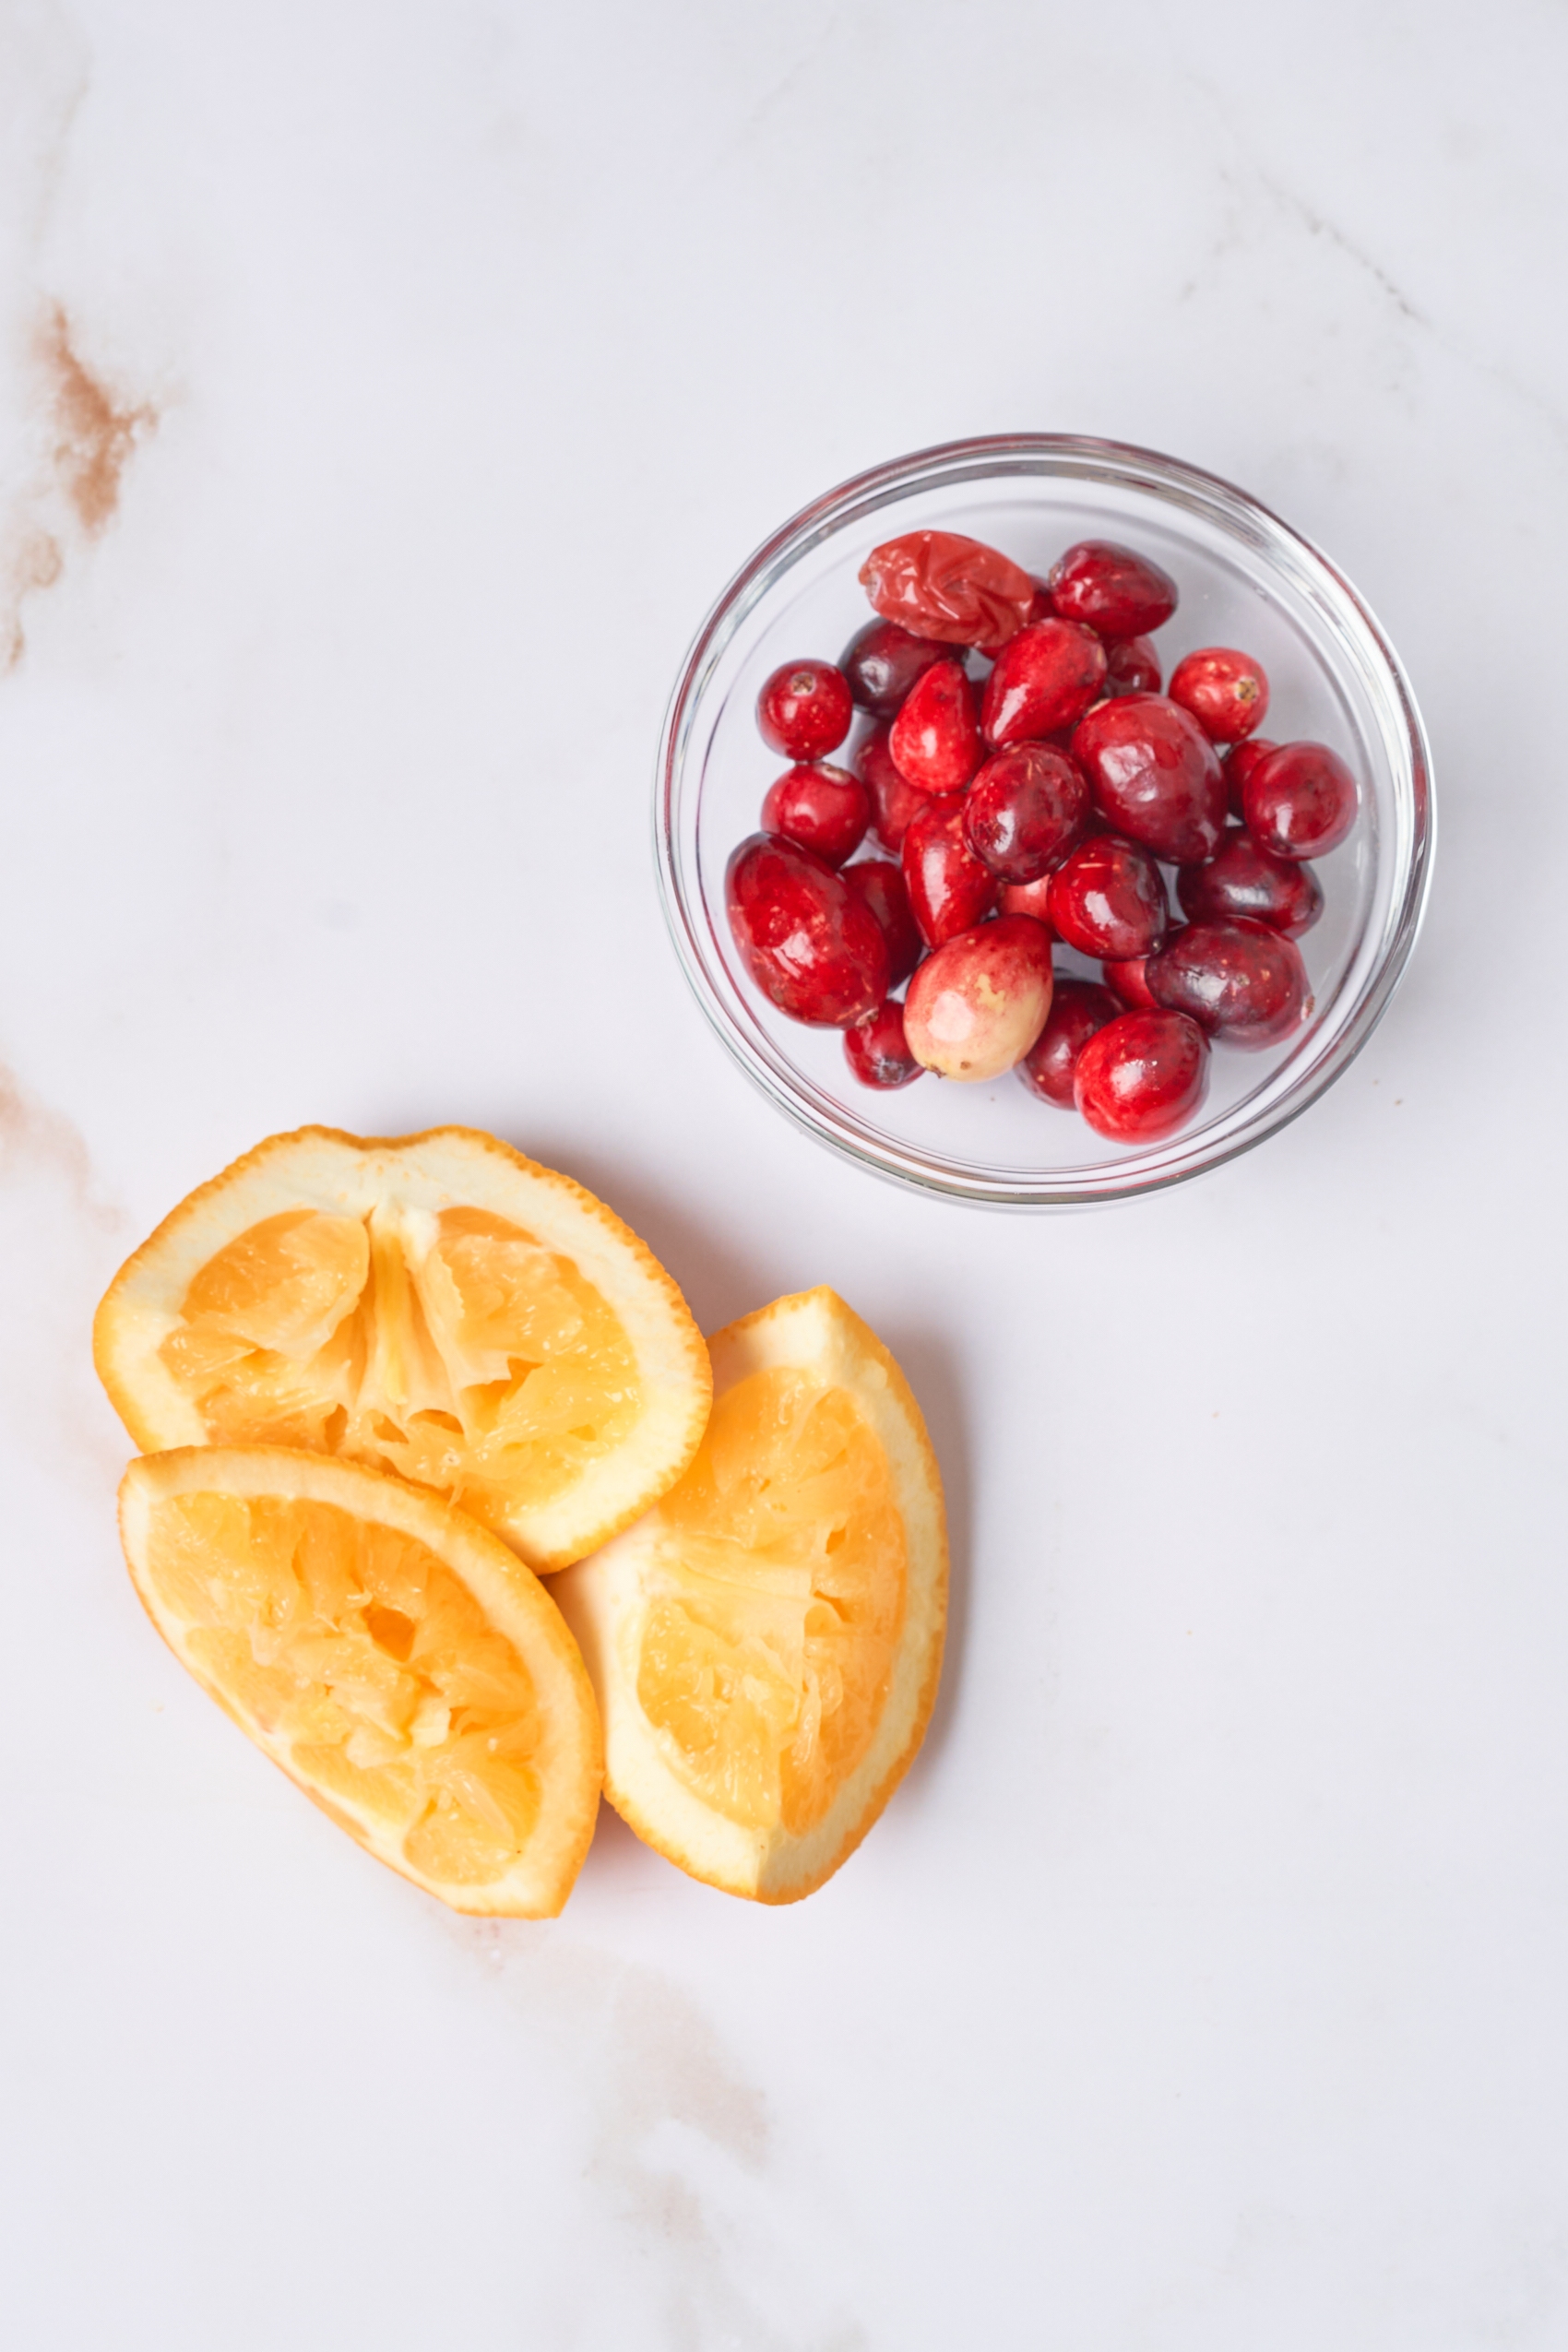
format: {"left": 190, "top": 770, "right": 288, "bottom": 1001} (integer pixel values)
{"left": 2, "top": 4, "right": 1563, "bottom": 2346}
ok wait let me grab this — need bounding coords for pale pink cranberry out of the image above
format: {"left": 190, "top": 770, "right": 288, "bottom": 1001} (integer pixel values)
{"left": 904, "top": 916, "right": 1054, "bottom": 1081}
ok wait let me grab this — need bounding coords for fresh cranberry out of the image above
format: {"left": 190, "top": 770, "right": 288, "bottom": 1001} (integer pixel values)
{"left": 1047, "top": 540, "right": 1178, "bottom": 638}
{"left": 1103, "top": 636, "right": 1162, "bottom": 696}
{"left": 859, "top": 531, "right": 1036, "bottom": 650}
{"left": 963, "top": 743, "right": 1090, "bottom": 881}
{"left": 889, "top": 659, "right": 982, "bottom": 795}
{"left": 726, "top": 834, "right": 889, "bottom": 1026}
{"left": 1169, "top": 647, "right": 1270, "bottom": 744}
{"left": 842, "top": 858, "right": 922, "bottom": 987}
{"left": 901, "top": 794, "right": 999, "bottom": 947}
{"left": 904, "top": 916, "right": 1053, "bottom": 1081}
{"left": 760, "top": 762, "right": 868, "bottom": 868}
{"left": 980, "top": 619, "right": 1107, "bottom": 746}
{"left": 997, "top": 873, "right": 1056, "bottom": 925}
{"left": 1225, "top": 736, "right": 1278, "bottom": 817}
{"left": 755, "top": 660, "right": 852, "bottom": 761}
{"left": 856, "top": 724, "right": 932, "bottom": 852}
{"left": 1241, "top": 742, "right": 1359, "bottom": 860}
{"left": 1102, "top": 953, "right": 1160, "bottom": 1009}
{"left": 1146, "top": 918, "right": 1310, "bottom": 1048}
{"left": 1177, "top": 826, "right": 1324, "bottom": 938}
{"left": 1016, "top": 978, "right": 1121, "bottom": 1108}
{"left": 1046, "top": 834, "right": 1169, "bottom": 961}
{"left": 1075, "top": 1010, "right": 1208, "bottom": 1141}
{"left": 844, "top": 999, "right": 922, "bottom": 1088}
{"left": 1070, "top": 694, "right": 1227, "bottom": 865}
{"left": 839, "top": 620, "right": 954, "bottom": 719}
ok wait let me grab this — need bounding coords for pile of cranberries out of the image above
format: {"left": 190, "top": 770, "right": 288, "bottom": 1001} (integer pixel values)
{"left": 725, "top": 529, "right": 1359, "bottom": 1143}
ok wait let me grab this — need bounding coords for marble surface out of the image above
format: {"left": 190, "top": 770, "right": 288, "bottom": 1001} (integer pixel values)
{"left": 1, "top": 4, "right": 1563, "bottom": 2346}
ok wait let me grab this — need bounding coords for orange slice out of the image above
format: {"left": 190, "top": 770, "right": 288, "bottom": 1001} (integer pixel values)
{"left": 553, "top": 1289, "right": 946, "bottom": 1903}
{"left": 94, "top": 1126, "right": 711, "bottom": 1571}
{"left": 119, "top": 1445, "right": 601, "bottom": 1916}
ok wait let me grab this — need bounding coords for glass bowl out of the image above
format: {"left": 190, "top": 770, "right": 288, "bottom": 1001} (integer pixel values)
{"left": 655, "top": 434, "right": 1433, "bottom": 1208}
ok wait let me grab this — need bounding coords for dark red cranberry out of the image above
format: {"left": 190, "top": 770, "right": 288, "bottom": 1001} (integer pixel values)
{"left": 1169, "top": 647, "right": 1270, "bottom": 744}
{"left": 839, "top": 620, "right": 954, "bottom": 719}
{"left": 725, "top": 834, "right": 889, "bottom": 1026}
{"left": 1017, "top": 977, "right": 1121, "bottom": 1108}
{"left": 980, "top": 619, "right": 1106, "bottom": 746}
{"left": 844, "top": 999, "right": 922, "bottom": 1088}
{"left": 997, "top": 873, "right": 1056, "bottom": 925}
{"left": 842, "top": 858, "right": 922, "bottom": 987}
{"left": 1146, "top": 918, "right": 1310, "bottom": 1048}
{"left": 962, "top": 744, "right": 1091, "bottom": 881}
{"left": 1075, "top": 1010, "right": 1209, "bottom": 1141}
{"left": 889, "top": 660, "right": 982, "bottom": 794}
{"left": 1177, "top": 826, "right": 1324, "bottom": 939}
{"left": 900, "top": 794, "right": 999, "bottom": 948}
{"left": 755, "top": 660, "right": 852, "bottom": 761}
{"left": 856, "top": 724, "right": 932, "bottom": 853}
{"left": 1024, "top": 578, "right": 1054, "bottom": 624}
{"left": 1047, "top": 541, "right": 1178, "bottom": 638}
{"left": 1103, "top": 636, "right": 1162, "bottom": 696}
{"left": 1225, "top": 736, "right": 1278, "bottom": 817}
{"left": 1070, "top": 694, "right": 1227, "bottom": 865}
{"left": 760, "top": 762, "right": 868, "bottom": 868}
{"left": 1102, "top": 953, "right": 1160, "bottom": 1009}
{"left": 1046, "top": 834, "right": 1169, "bottom": 961}
{"left": 1241, "top": 742, "right": 1359, "bottom": 860}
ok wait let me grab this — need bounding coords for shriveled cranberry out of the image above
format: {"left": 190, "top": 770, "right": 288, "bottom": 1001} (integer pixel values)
{"left": 1177, "top": 826, "right": 1324, "bottom": 939}
{"left": 760, "top": 762, "right": 868, "bottom": 868}
{"left": 856, "top": 724, "right": 932, "bottom": 853}
{"left": 840, "top": 620, "right": 954, "bottom": 719}
{"left": 889, "top": 660, "right": 982, "bottom": 795}
{"left": 842, "top": 858, "right": 922, "bottom": 987}
{"left": 904, "top": 916, "right": 1053, "bottom": 1081}
{"left": 1075, "top": 1011, "right": 1209, "bottom": 1142}
{"left": 963, "top": 743, "right": 1090, "bottom": 881}
{"left": 1048, "top": 541, "right": 1178, "bottom": 638}
{"left": 1169, "top": 647, "right": 1270, "bottom": 744}
{"left": 981, "top": 619, "right": 1107, "bottom": 746}
{"left": 1070, "top": 694, "right": 1227, "bottom": 865}
{"left": 1103, "top": 636, "right": 1162, "bottom": 696}
{"left": 726, "top": 834, "right": 888, "bottom": 1027}
{"left": 997, "top": 873, "right": 1055, "bottom": 925}
{"left": 755, "top": 660, "right": 852, "bottom": 761}
{"left": 1017, "top": 977, "right": 1121, "bottom": 1108}
{"left": 1241, "top": 741, "right": 1359, "bottom": 860}
{"left": 1225, "top": 736, "right": 1278, "bottom": 817}
{"left": 859, "top": 531, "right": 1035, "bottom": 651}
{"left": 1102, "top": 953, "right": 1160, "bottom": 1009}
{"left": 901, "top": 794, "right": 998, "bottom": 947}
{"left": 1046, "top": 834, "right": 1169, "bottom": 961}
{"left": 844, "top": 999, "right": 922, "bottom": 1088}
{"left": 1146, "top": 918, "right": 1310, "bottom": 1048}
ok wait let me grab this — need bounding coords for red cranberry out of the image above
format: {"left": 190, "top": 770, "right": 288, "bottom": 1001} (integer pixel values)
{"left": 963, "top": 744, "right": 1091, "bottom": 882}
{"left": 856, "top": 724, "right": 932, "bottom": 852}
{"left": 755, "top": 660, "right": 852, "bottom": 761}
{"left": 980, "top": 619, "right": 1107, "bottom": 746}
{"left": 1177, "top": 825, "right": 1324, "bottom": 939}
{"left": 1146, "top": 918, "right": 1310, "bottom": 1048}
{"left": 900, "top": 794, "right": 999, "bottom": 947}
{"left": 1241, "top": 742, "right": 1359, "bottom": 860}
{"left": 904, "top": 916, "right": 1053, "bottom": 1081}
{"left": 1075, "top": 1011, "right": 1209, "bottom": 1141}
{"left": 1046, "top": 834, "right": 1169, "bottom": 961}
{"left": 1169, "top": 647, "right": 1270, "bottom": 744}
{"left": 1048, "top": 541, "right": 1178, "bottom": 638}
{"left": 726, "top": 834, "right": 889, "bottom": 1027}
{"left": 842, "top": 858, "right": 922, "bottom": 987}
{"left": 1225, "top": 736, "right": 1278, "bottom": 818}
{"left": 858, "top": 531, "right": 1036, "bottom": 650}
{"left": 760, "top": 762, "right": 868, "bottom": 868}
{"left": 1103, "top": 636, "right": 1162, "bottom": 696}
{"left": 1102, "top": 953, "right": 1160, "bottom": 1009}
{"left": 1070, "top": 694, "right": 1227, "bottom": 865}
{"left": 844, "top": 999, "right": 922, "bottom": 1089}
{"left": 1017, "top": 977, "right": 1121, "bottom": 1108}
{"left": 889, "top": 660, "right": 982, "bottom": 794}
{"left": 1024, "top": 579, "right": 1055, "bottom": 624}
{"left": 839, "top": 620, "right": 954, "bottom": 719}
{"left": 997, "top": 873, "right": 1055, "bottom": 925}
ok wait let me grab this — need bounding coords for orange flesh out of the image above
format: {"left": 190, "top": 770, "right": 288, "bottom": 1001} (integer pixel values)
{"left": 157, "top": 1206, "right": 639, "bottom": 1539}
{"left": 143, "top": 1491, "right": 545, "bottom": 1885}
{"left": 635, "top": 1368, "right": 906, "bottom": 1835}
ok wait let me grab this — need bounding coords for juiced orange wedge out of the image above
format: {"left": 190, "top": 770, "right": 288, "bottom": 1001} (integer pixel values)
{"left": 94, "top": 1126, "right": 710, "bottom": 1571}
{"left": 119, "top": 1445, "right": 601, "bottom": 1915}
{"left": 554, "top": 1289, "right": 946, "bottom": 1902}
